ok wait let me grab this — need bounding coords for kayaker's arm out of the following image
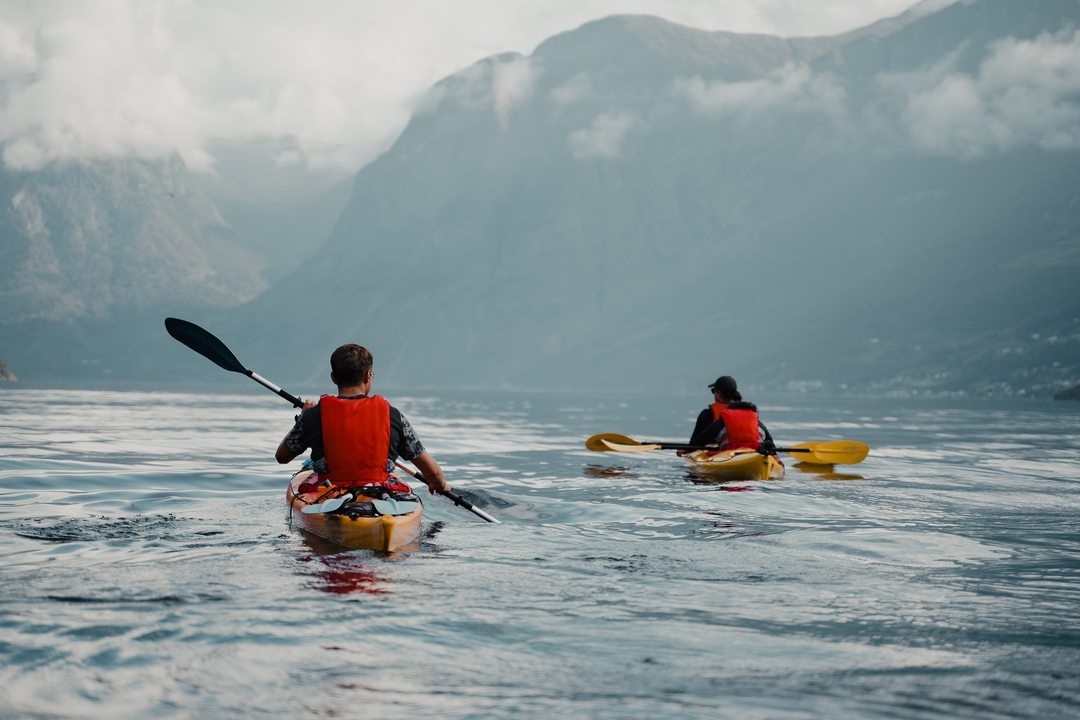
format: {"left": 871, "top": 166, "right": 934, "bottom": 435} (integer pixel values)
{"left": 680, "top": 421, "right": 720, "bottom": 457}
{"left": 690, "top": 408, "right": 714, "bottom": 444}
{"left": 275, "top": 400, "right": 317, "bottom": 464}
{"left": 275, "top": 439, "right": 298, "bottom": 464}
{"left": 687, "top": 419, "right": 725, "bottom": 449}
{"left": 759, "top": 421, "right": 776, "bottom": 452}
{"left": 410, "top": 452, "right": 452, "bottom": 495}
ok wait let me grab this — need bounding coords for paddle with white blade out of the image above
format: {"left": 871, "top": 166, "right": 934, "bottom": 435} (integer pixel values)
{"left": 165, "top": 317, "right": 500, "bottom": 523}
{"left": 586, "top": 433, "right": 869, "bottom": 465}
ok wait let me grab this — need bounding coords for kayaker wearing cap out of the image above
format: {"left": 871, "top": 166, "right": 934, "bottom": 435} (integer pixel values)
{"left": 275, "top": 343, "right": 451, "bottom": 495}
{"left": 677, "top": 376, "right": 776, "bottom": 456}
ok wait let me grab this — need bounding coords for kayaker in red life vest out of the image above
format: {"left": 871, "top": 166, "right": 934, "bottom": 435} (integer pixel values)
{"left": 677, "top": 376, "right": 776, "bottom": 457}
{"left": 274, "top": 344, "right": 451, "bottom": 495}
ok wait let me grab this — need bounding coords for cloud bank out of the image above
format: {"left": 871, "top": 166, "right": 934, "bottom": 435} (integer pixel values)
{"left": 0, "top": 0, "right": 921, "bottom": 174}
{"left": 493, "top": 57, "right": 541, "bottom": 128}
{"left": 675, "top": 64, "right": 847, "bottom": 123}
{"left": 893, "top": 29, "right": 1080, "bottom": 157}
{"left": 675, "top": 28, "right": 1080, "bottom": 158}
{"left": 570, "top": 112, "right": 636, "bottom": 158}
{"left": 8, "top": 1, "right": 1067, "bottom": 173}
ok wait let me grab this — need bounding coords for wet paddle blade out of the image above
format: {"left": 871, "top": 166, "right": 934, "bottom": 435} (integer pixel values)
{"left": 165, "top": 318, "right": 248, "bottom": 374}
{"left": 586, "top": 433, "right": 641, "bottom": 452}
{"left": 784, "top": 441, "right": 869, "bottom": 465}
{"left": 600, "top": 439, "right": 662, "bottom": 453}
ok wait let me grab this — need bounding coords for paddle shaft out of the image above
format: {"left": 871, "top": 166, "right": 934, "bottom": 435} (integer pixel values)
{"left": 249, "top": 370, "right": 305, "bottom": 409}
{"left": 650, "top": 442, "right": 708, "bottom": 451}
{"left": 628, "top": 441, "right": 814, "bottom": 455}
{"left": 393, "top": 463, "right": 500, "bottom": 524}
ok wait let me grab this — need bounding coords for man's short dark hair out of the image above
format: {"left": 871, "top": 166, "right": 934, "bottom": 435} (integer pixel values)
{"left": 330, "top": 344, "right": 373, "bottom": 387}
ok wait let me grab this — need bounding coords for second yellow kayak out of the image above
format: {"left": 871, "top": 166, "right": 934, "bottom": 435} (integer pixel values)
{"left": 683, "top": 449, "right": 785, "bottom": 481}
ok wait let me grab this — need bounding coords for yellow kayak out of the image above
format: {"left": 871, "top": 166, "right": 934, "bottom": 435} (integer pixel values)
{"left": 683, "top": 449, "right": 785, "bottom": 481}
{"left": 286, "top": 471, "right": 423, "bottom": 551}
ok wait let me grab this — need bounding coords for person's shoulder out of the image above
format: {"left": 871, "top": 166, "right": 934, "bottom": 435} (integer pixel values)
{"left": 729, "top": 401, "right": 758, "bottom": 411}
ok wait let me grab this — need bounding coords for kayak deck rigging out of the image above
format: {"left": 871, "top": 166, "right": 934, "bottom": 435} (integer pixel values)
{"left": 286, "top": 470, "right": 423, "bottom": 551}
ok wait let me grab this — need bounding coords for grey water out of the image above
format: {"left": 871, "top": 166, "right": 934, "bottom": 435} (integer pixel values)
{"left": 1, "top": 388, "right": 1079, "bottom": 719}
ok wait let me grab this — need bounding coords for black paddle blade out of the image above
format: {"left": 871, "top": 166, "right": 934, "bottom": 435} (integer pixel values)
{"left": 164, "top": 318, "right": 248, "bottom": 374}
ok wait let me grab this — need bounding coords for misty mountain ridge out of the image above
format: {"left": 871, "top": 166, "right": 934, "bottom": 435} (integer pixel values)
{"left": 231, "top": 0, "right": 1079, "bottom": 396}
{"left": 0, "top": 156, "right": 265, "bottom": 323}
{"left": 2, "top": 0, "right": 1078, "bottom": 398}
{"left": 193, "top": 137, "right": 355, "bottom": 283}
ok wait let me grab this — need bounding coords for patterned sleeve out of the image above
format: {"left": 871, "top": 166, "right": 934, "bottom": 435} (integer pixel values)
{"left": 281, "top": 412, "right": 308, "bottom": 455}
{"left": 396, "top": 412, "right": 426, "bottom": 461}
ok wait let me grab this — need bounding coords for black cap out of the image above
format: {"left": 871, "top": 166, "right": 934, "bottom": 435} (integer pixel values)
{"left": 708, "top": 376, "right": 737, "bottom": 394}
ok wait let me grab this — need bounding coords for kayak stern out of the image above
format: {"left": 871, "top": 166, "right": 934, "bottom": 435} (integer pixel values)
{"left": 683, "top": 449, "right": 785, "bottom": 481}
{"left": 286, "top": 471, "right": 422, "bottom": 551}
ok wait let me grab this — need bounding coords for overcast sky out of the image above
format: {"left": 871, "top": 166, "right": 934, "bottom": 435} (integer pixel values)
{"left": 0, "top": 0, "right": 929, "bottom": 179}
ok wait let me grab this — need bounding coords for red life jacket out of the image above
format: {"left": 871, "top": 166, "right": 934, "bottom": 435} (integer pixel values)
{"left": 718, "top": 407, "right": 760, "bottom": 451}
{"left": 319, "top": 394, "right": 394, "bottom": 487}
{"left": 710, "top": 402, "right": 729, "bottom": 422}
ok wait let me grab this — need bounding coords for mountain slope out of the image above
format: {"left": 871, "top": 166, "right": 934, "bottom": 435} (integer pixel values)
{"left": 0, "top": 157, "right": 265, "bottom": 323}
{"left": 4, "top": 0, "right": 1078, "bottom": 396}
{"left": 0, "top": 157, "right": 270, "bottom": 381}
{"left": 225, "top": 0, "right": 1077, "bottom": 396}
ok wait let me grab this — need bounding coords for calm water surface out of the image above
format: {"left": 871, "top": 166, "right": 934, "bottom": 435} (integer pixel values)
{"left": 1, "top": 388, "right": 1079, "bottom": 718}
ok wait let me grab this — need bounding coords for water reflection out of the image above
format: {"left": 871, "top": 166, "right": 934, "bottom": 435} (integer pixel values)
{"left": 699, "top": 511, "right": 767, "bottom": 536}
{"left": 293, "top": 530, "right": 414, "bottom": 594}
{"left": 686, "top": 471, "right": 763, "bottom": 489}
{"left": 291, "top": 529, "right": 424, "bottom": 595}
{"left": 792, "top": 463, "right": 865, "bottom": 481}
{"left": 582, "top": 464, "right": 637, "bottom": 479}
{"left": 296, "top": 553, "right": 389, "bottom": 595}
